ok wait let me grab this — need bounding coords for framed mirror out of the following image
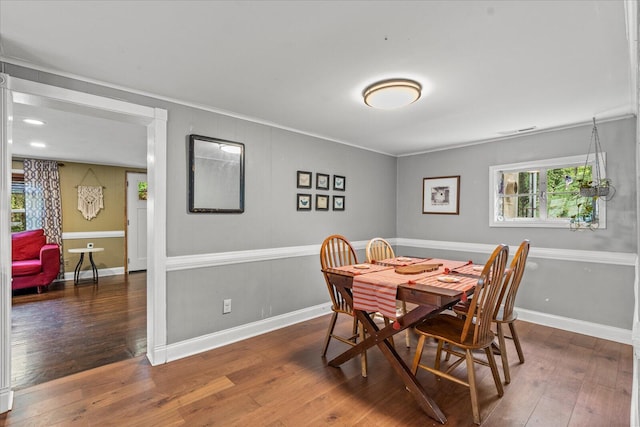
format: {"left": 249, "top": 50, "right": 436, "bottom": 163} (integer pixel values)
{"left": 189, "top": 134, "right": 245, "bottom": 213}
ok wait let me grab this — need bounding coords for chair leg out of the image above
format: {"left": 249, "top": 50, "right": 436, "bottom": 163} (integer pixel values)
{"left": 484, "top": 347, "right": 504, "bottom": 397}
{"left": 434, "top": 340, "right": 444, "bottom": 373}
{"left": 321, "top": 312, "right": 338, "bottom": 356}
{"left": 352, "top": 314, "right": 359, "bottom": 338}
{"left": 359, "top": 322, "right": 367, "bottom": 377}
{"left": 411, "top": 335, "right": 426, "bottom": 375}
{"left": 496, "top": 323, "right": 510, "bottom": 384}
{"left": 444, "top": 342, "right": 452, "bottom": 361}
{"left": 466, "top": 349, "right": 481, "bottom": 425}
{"left": 509, "top": 321, "right": 525, "bottom": 364}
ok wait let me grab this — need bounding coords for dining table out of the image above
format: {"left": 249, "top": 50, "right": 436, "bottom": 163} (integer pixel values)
{"left": 321, "top": 256, "right": 483, "bottom": 424}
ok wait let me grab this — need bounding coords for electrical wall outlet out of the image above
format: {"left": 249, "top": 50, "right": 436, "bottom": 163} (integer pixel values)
{"left": 223, "top": 299, "right": 232, "bottom": 314}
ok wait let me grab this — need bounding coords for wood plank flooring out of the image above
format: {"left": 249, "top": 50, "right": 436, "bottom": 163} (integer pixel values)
{"left": 0, "top": 307, "right": 632, "bottom": 426}
{"left": 10, "top": 272, "right": 146, "bottom": 391}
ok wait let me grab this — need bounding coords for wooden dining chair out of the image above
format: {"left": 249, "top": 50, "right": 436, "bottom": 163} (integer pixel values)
{"left": 365, "top": 237, "right": 410, "bottom": 347}
{"left": 411, "top": 244, "right": 509, "bottom": 425}
{"left": 452, "top": 239, "right": 530, "bottom": 384}
{"left": 365, "top": 237, "right": 394, "bottom": 263}
{"left": 320, "top": 234, "right": 368, "bottom": 377}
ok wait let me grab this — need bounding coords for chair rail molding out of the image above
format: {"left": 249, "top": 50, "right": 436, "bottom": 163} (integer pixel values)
{"left": 62, "top": 231, "right": 125, "bottom": 239}
{"left": 166, "top": 238, "right": 637, "bottom": 271}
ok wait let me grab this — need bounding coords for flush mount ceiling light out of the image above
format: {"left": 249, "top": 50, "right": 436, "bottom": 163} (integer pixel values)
{"left": 363, "top": 79, "right": 422, "bottom": 109}
{"left": 29, "top": 141, "right": 46, "bottom": 148}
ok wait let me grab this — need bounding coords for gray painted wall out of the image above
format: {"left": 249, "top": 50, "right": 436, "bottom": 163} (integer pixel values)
{"left": 397, "top": 117, "right": 637, "bottom": 329}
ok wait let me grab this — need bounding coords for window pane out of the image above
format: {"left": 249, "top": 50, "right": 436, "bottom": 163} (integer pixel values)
{"left": 547, "top": 165, "right": 592, "bottom": 193}
{"left": 11, "top": 212, "right": 25, "bottom": 232}
{"left": 546, "top": 166, "right": 593, "bottom": 220}
{"left": 498, "top": 171, "right": 540, "bottom": 219}
{"left": 138, "top": 181, "right": 148, "bottom": 200}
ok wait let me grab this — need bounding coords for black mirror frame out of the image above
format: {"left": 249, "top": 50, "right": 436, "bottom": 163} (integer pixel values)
{"left": 188, "top": 134, "right": 245, "bottom": 213}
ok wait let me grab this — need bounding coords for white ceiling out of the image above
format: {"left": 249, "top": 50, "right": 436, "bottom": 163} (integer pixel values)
{"left": 0, "top": 0, "right": 636, "bottom": 166}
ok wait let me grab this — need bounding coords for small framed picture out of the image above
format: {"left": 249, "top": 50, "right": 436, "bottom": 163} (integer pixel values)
{"left": 316, "top": 194, "right": 329, "bottom": 211}
{"left": 422, "top": 175, "right": 460, "bottom": 215}
{"left": 333, "top": 195, "right": 345, "bottom": 211}
{"left": 297, "top": 171, "right": 312, "bottom": 188}
{"left": 316, "top": 173, "right": 330, "bottom": 190}
{"left": 333, "top": 175, "right": 346, "bottom": 191}
{"left": 297, "top": 193, "right": 312, "bottom": 210}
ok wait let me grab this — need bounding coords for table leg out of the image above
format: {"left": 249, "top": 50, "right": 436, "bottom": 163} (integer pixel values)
{"left": 73, "top": 253, "right": 84, "bottom": 285}
{"left": 88, "top": 252, "right": 99, "bottom": 283}
{"left": 327, "top": 287, "right": 448, "bottom": 424}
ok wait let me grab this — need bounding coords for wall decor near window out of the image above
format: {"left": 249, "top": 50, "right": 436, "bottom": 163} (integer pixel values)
{"left": 189, "top": 134, "right": 245, "bottom": 213}
{"left": 76, "top": 167, "right": 106, "bottom": 221}
{"left": 422, "top": 175, "right": 460, "bottom": 215}
{"left": 316, "top": 173, "right": 330, "bottom": 190}
{"left": 297, "top": 193, "right": 312, "bottom": 210}
{"left": 333, "top": 195, "right": 345, "bottom": 211}
{"left": 333, "top": 175, "right": 346, "bottom": 191}
{"left": 316, "top": 194, "right": 329, "bottom": 211}
{"left": 297, "top": 171, "right": 312, "bottom": 188}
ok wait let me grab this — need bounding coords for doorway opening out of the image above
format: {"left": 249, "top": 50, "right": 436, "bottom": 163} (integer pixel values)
{"left": 0, "top": 75, "right": 167, "bottom": 410}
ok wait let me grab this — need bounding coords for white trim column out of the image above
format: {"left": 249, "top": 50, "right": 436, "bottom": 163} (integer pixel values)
{"left": 146, "top": 108, "right": 168, "bottom": 365}
{"left": 0, "top": 73, "right": 14, "bottom": 412}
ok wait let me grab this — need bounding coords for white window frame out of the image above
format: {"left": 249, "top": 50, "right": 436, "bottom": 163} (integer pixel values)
{"left": 489, "top": 154, "right": 606, "bottom": 228}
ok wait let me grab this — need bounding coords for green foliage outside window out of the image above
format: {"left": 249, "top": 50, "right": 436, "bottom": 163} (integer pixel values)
{"left": 547, "top": 166, "right": 593, "bottom": 220}
{"left": 138, "top": 181, "right": 148, "bottom": 200}
{"left": 11, "top": 180, "right": 26, "bottom": 232}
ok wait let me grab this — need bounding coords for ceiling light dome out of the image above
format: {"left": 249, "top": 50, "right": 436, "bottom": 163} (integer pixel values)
{"left": 363, "top": 79, "right": 422, "bottom": 109}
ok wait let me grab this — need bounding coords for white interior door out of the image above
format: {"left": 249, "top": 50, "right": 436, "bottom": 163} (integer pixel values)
{"left": 127, "top": 172, "right": 147, "bottom": 272}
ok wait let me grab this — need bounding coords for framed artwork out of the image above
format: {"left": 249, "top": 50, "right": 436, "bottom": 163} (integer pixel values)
{"left": 333, "top": 175, "right": 346, "bottom": 191}
{"left": 316, "top": 173, "right": 330, "bottom": 190}
{"left": 297, "top": 193, "right": 312, "bottom": 210}
{"left": 422, "top": 175, "right": 460, "bottom": 215}
{"left": 297, "top": 171, "right": 312, "bottom": 188}
{"left": 333, "top": 195, "right": 345, "bottom": 211}
{"left": 316, "top": 194, "right": 329, "bottom": 211}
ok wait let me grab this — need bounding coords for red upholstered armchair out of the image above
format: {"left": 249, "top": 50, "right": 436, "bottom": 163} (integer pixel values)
{"left": 11, "top": 229, "right": 61, "bottom": 292}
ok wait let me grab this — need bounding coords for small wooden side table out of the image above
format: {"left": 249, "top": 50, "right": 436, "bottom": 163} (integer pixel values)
{"left": 68, "top": 247, "right": 104, "bottom": 285}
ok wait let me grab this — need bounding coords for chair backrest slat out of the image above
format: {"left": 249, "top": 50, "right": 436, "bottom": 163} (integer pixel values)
{"left": 496, "top": 240, "right": 530, "bottom": 320}
{"left": 366, "top": 237, "right": 394, "bottom": 262}
{"left": 461, "top": 244, "right": 509, "bottom": 344}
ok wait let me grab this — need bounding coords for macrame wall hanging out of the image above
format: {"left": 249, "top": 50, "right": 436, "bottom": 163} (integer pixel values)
{"left": 76, "top": 168, "right": 105, "bottom": 221}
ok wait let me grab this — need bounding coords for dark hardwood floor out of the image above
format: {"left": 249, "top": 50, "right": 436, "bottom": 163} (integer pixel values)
{"left": 0, "top": 305, "right": 632, "bottom": 426}
{"left": 10, "top": 272, "right": 146, "bottom": 391}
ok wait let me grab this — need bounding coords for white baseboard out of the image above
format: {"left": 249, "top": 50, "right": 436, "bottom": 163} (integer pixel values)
{"left": 516, "top": 307, "right": 632, "bottom": 345}
{"left": 62, "top": 267, "right": 125, "bottom": 282}
{"left": 161, "top": 302, "right": 630, "bottom": 367}
{"left": 165, "top": 303, "right": 332, "bottom": 362}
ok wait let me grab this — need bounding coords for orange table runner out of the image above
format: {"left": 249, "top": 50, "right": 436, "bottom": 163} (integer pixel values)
{"left": 351, "top": 258, "right": 483, "bottom": 320}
